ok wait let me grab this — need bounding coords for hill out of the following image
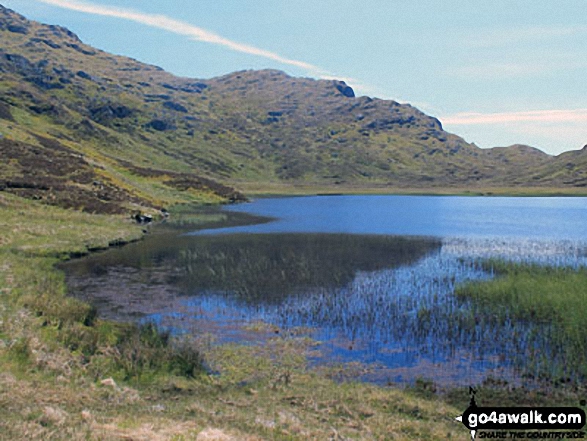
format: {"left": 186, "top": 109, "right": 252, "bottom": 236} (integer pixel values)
{"left": 1, "top": 5, "right": 586, "bottom": 213}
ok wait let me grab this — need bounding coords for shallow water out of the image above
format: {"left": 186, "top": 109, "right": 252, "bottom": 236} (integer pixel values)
{"left": 62, "top": 196, "right": 587, "bottom": 387}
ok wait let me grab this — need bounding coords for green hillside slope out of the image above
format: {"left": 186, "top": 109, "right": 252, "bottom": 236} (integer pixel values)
{"left": 1, "top": 4, "right": 586, "bottom": 211}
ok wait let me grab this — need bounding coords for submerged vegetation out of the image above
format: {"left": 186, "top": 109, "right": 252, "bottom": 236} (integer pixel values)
{"left": 64, "top": 232, "right": 440, "bottom": 304}
{"left": 455, "top": 260, "right": 587, "bottom": 381}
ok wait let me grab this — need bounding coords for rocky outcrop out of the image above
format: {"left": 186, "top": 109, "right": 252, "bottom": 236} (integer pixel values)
{"left": 163, "top": 101, "right": 188, "bottom": 113}
{"left": 90, "top": 104, "right": 134, "bottom": 122}
{"left": 0, "top": 101, "right": 14, "bottom": 121}
{"left": 161, "top": 81, "right": 207, "bottom": 94}
{"left": 0, "top": 5, "right": 30, "bottom": 34}
{"left": 145, "top": 119, "right": 175, "bottom": 131}
{"left": 27, "top": 37, "right": 61, "bottom": 49}
{"left": 335, "top": 81, "right": 355, "bottom": 98}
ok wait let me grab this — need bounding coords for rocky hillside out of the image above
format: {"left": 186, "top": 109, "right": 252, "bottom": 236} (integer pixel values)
{"left": 0, "top": 5, "right": 248, "bottom": 213}
{"left": 1, "top": 4, "right": 586, "bottom": 213}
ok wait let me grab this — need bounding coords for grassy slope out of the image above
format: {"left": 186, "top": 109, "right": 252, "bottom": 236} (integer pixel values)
{"left": 2, "top": 5, "right": 587, "bottom": 196}
{"left": 0, "top": 6, "right": 247, "bottom": 214}
{"left": 0, "top": 191, "right": 466, "bottom": 440}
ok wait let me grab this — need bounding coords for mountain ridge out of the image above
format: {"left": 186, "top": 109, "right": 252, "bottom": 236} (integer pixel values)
{"left": 1, "top": 4, "right": 586, "bottom": 213}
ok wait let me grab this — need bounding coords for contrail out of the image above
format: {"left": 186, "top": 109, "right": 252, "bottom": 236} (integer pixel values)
{"left": 35, "top": 0, "right": 323, "bottom": 74}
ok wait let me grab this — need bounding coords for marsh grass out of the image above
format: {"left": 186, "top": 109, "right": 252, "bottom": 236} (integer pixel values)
{"left": 163, "top": 204, "right": 272, "bottom": 230}
{"left": 176, "top": 234, "right": 440, "bottom": 303}
{"left": 455, "top": 260, "right": 587, "bottom": 381}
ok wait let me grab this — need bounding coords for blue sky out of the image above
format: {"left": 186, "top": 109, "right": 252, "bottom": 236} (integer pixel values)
{"left": 4, "top": 0, "right": 587, "bottom": 155}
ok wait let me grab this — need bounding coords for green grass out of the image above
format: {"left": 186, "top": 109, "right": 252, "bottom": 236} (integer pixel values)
{"left": 0, "top": 193, "right": 142, "bottom": 257}
{"left": 455, "top": 260, "right": 587, "bottom": 378}
{"left": 456, "top": 261, "right": 587, "bottom": 324}
{"left": 0, "top": 193, "right": 143, "bottom": 257}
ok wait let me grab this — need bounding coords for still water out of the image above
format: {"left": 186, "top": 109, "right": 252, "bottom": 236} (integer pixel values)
{"left": 62, "top": 196, "right": 587, "bottom": 386}
{"left": 196, "top": 195, "right": 587, "bottom": 239}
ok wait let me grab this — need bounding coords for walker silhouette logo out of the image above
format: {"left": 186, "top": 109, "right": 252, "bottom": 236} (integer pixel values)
{"left": 455, "top": 388, "right": 586, "bottom": 440}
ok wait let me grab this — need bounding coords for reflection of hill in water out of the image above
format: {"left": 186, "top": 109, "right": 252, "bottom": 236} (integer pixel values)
{"left": 62, "top": 233, "right": 441, "bottom": 305}
{"left": 175, "top": 234, "right": 441, "bottom": 303}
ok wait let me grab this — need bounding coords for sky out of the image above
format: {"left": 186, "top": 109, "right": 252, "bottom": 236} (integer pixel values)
{"left": 3, "top": 0, "right": 587, "bottom": 155}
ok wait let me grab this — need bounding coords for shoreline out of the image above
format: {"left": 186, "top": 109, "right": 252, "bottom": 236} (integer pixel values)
{"left": 231, "top": 183, "right": 587, "bottom": 197}
{"left": 2, "top": 192, "right": 586, "bottom": 439}
{"left": 59, "top": 204, "right": 587, "bottom": 391}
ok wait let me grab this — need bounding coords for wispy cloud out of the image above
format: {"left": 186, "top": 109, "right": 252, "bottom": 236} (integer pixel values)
{"left": 442, "top": 109, "right": 587, "bottom": 154}
{"left": 36, "top": 0, "right": 322, "bottom": 73}
{"left": 448, "top": 53, "right": 587, "bottom": 80}
{"left": 35, "top": 0, "right": 379, "bottom": 95}
{"left": 467, "top": 25, "right": 587, "bottom": 49}
{"left": 449, "top": 62, "right": 549, "bottom": 79}
{"left": 442, "top": 109, "right": 587, "bottom": 125}
{"left": 449, "top": 25, "right": 587, "bottom": 80}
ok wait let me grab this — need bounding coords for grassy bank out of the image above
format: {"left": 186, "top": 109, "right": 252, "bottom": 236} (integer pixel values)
{"left": 0, "top": 192, "right": 467, "bottom": 440}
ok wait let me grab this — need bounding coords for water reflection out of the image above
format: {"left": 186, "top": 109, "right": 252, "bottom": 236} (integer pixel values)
{"left": 64, "top": 233, "right": 439, "bottom": 302}
{"left": 62, "top": 219, "right": 587, "bottom": 386}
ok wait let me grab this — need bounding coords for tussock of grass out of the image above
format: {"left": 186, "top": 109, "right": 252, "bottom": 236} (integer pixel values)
{"left": 0, "top": 253, "right": 203, "bottom": 384}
